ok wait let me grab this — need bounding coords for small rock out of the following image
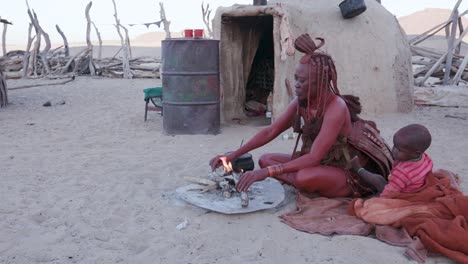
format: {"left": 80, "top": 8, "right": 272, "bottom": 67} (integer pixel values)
{"left": 56, "top": 100, "right": 66, "bottom": 105}
{"left": 43, "top": 101, "right": 52, "bottom": 107}
{"left": 176, "top": 219, "right": 189, "bottom": 230}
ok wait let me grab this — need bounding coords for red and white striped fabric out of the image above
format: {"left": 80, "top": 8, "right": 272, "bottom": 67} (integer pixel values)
{"left": 381, "top": 153, "right": 433, "bottom": 196}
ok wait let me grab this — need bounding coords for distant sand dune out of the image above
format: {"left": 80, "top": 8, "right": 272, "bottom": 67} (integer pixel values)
{"left": 399, "top": 8, "right": 468, "bottom": 37}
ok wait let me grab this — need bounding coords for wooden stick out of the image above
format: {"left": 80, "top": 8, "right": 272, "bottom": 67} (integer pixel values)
{"left": 451, "top": 47, "right": 468, "bottom": 85}
{"left": 51, "top": 45, "right": 64, "bottom": 55}
{"left": 409, "top": 19, "right": 449, "bottom": 44}
{"left": 201, "top": 2, "right": 213, "bottom": 38}
{"left": 120, "top": 24, "right": 132, "bottom": 59}
{"left": 27, "top": 9, "right": 41, "bottom": 76}
{"left": 91, "top": 22, "right": 102, "bottom": 60}
{"left": 456, "top": 16, "right": 464, "bottom": 54}
{"left": 85, "top": 1, "right": 95, "bottom": 76}
{"left": 416, "top": 22, "right": 468, "bottom": 86}
{"left": 2, "top": 23, "right": 7, "bottom": 56}
{"left": 0, "top": 70, "right": 7, "bottom": 107}
{"left": 8, "top": 76, "right": 75, "bottom": 90}
{"left": 22, "top": 23, "right": 34, "bottom": 78}
{"left": 410, "top": 20, "right": 451, "bottom": 46}
{"left": 411, "top": 46, "right": 443, "bottom": 60}
{"left": 411, "top": 45, "right": 464, "bottom": 59}
{"left": 444, "top": 9, "right": 459, "bottom": 84}
{"left": 28, "top": 11, "right": 51, "bottom": 75}
{"left": 111, "top": 0, "right": 132, "bottom": 78}
{"left": 159, "top": 2, "right": 171, "bottom": 39}
{"left": 56, "top": 25, "right": 69, "bottom": 57}
{"left": 445, "top": 22, "right": 451, "bottom": 39}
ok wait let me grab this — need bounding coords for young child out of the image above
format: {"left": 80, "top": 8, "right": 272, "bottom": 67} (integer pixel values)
{"left": 351, "top": 124, "right": 434, "bottom": 198}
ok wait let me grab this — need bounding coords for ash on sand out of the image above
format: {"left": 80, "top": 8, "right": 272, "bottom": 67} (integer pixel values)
{"left": 176, "top": 178, "right": 285, "bottom": 214}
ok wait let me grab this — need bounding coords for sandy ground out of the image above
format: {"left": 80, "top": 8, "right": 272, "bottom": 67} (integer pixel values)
{"left": 1, "top": 76, "right": 467, "bottom": 264}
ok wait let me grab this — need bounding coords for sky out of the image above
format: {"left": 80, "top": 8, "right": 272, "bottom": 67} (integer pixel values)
{"left": 1, "top": 0, "right": 468, "bottom": 45}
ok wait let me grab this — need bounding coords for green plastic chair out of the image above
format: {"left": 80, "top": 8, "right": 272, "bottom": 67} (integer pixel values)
{"left": 143, "top": 87, "right": 163, "bottom": 121}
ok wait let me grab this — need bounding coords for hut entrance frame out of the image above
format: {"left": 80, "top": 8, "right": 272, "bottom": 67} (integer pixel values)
{"left": 219, "top": 14, "right": 277, "bottom": 123}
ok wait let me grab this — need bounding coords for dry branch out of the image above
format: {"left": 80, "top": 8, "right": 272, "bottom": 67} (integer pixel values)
{"left": 443, "top": 5, "right": 460, "bottom": 84}
{"left": 120, "top": 24, "right": 132, "bottom": 59}
{"left": 202, "top": 2, "right": 213, "bottom": 38}
{"left": 457, "top": 16, "right": 464, "bottom": 54}
{"left": 111, "top": 0, "right": 132, "bottom": 79}
{"left": 2, "top": 23, "right": 8, "bottom": 56}
{"left": 159, "top": 2, "right": 171, "bottom": 39}
{"left": 85, "top": 1, "right": 96, "bottom": 76}
{"left": 91, "top": 22, "right": 102, "bottom": 60}
{"left": 56, "top": 25, "right": 69, "bottom": 57}
{"left": 27, "top": 9, "right": 41, "bottom": 76}
{"left": 416, "top": 22, "right": 468, "bottom": 86}
{"left": 22, "top": 24, "right": 34, "bottom": 78}
{"left": 0, "top": 70, "right": 7, "bottom": 107}
{"left": 8, "top": 76, "right": 75, "bottom": 90}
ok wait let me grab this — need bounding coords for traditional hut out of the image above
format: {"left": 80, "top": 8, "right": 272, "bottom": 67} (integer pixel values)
{"left": 213, "top": 0, "right": 413, "bottom": 122}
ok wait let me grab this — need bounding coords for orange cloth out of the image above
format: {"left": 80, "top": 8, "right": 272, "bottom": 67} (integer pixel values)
{"left": 280, "top": 194, "right": 430, "bottom": 262}
{"left": 349, "top": 170, "right": 468, "bottom": 263}
{"left": 280, "top": 194, "right": 373, "bottom": 236}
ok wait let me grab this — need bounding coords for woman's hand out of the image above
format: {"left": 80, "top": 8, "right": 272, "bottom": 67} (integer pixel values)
{"left": 209, "top": 154, "right": 233, "bottom": 173}
{"left": 236, "top": 168, "right": 269, "bottom": 192}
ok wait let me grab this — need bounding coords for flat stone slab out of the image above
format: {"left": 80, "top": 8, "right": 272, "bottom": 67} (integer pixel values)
{"left": 176, "top": 178, "right": 285, "bottom": 214}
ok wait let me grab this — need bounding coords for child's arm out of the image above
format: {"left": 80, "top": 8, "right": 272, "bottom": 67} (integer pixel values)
{"left": 351, "top": 156, "right": 388, "bottom": 193}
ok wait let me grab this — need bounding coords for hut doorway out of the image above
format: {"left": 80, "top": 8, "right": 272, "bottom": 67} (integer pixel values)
{"left": 244, "top": 16, "right": 274, "bottom": 119}
{"left": 219, "top": 15, "right": 275, "bottom": 123}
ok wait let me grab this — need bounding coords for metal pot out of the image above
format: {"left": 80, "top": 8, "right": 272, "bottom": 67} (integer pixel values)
{"left": 226, "top": 152, "right": 255, "bottom": 172}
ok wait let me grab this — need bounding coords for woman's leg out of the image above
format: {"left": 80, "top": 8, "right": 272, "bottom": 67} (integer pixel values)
{"left": 258, "top": 153, "right": 291, "bottom": 168}
{"left": 258, "top": 153, "right": 298, "bottom": 186}
{"left": 258, "top": 154, "right": 352, "bottom": 197}
{"left": 294, "top": 166, "right": 352, "bottom": 197}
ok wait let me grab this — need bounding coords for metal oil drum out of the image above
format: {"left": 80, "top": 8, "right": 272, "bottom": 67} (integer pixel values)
{"left": 161, "top": 39, "right": 220, "bottom": 135}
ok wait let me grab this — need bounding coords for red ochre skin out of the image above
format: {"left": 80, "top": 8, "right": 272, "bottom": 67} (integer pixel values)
{"left": 210, "top": 61, "right": 354, "bottom": 198}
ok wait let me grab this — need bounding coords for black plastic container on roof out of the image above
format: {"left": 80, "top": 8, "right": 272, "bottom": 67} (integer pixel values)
{"left": 339, "top": 0, "right": 367, "bottom": 19}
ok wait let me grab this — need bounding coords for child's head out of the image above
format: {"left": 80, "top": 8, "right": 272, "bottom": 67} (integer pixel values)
{"left": 392, "top": 124, "right": 431, "bottom": 161}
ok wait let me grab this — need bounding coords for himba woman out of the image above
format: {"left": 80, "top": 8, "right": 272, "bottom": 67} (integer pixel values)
{"left": 210, "top": 33, "right": 393, "bottom": 198}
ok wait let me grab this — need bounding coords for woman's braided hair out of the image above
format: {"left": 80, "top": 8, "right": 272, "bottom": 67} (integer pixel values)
{"left": 294, "top": 34, "right": 342, "bottom": 119}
